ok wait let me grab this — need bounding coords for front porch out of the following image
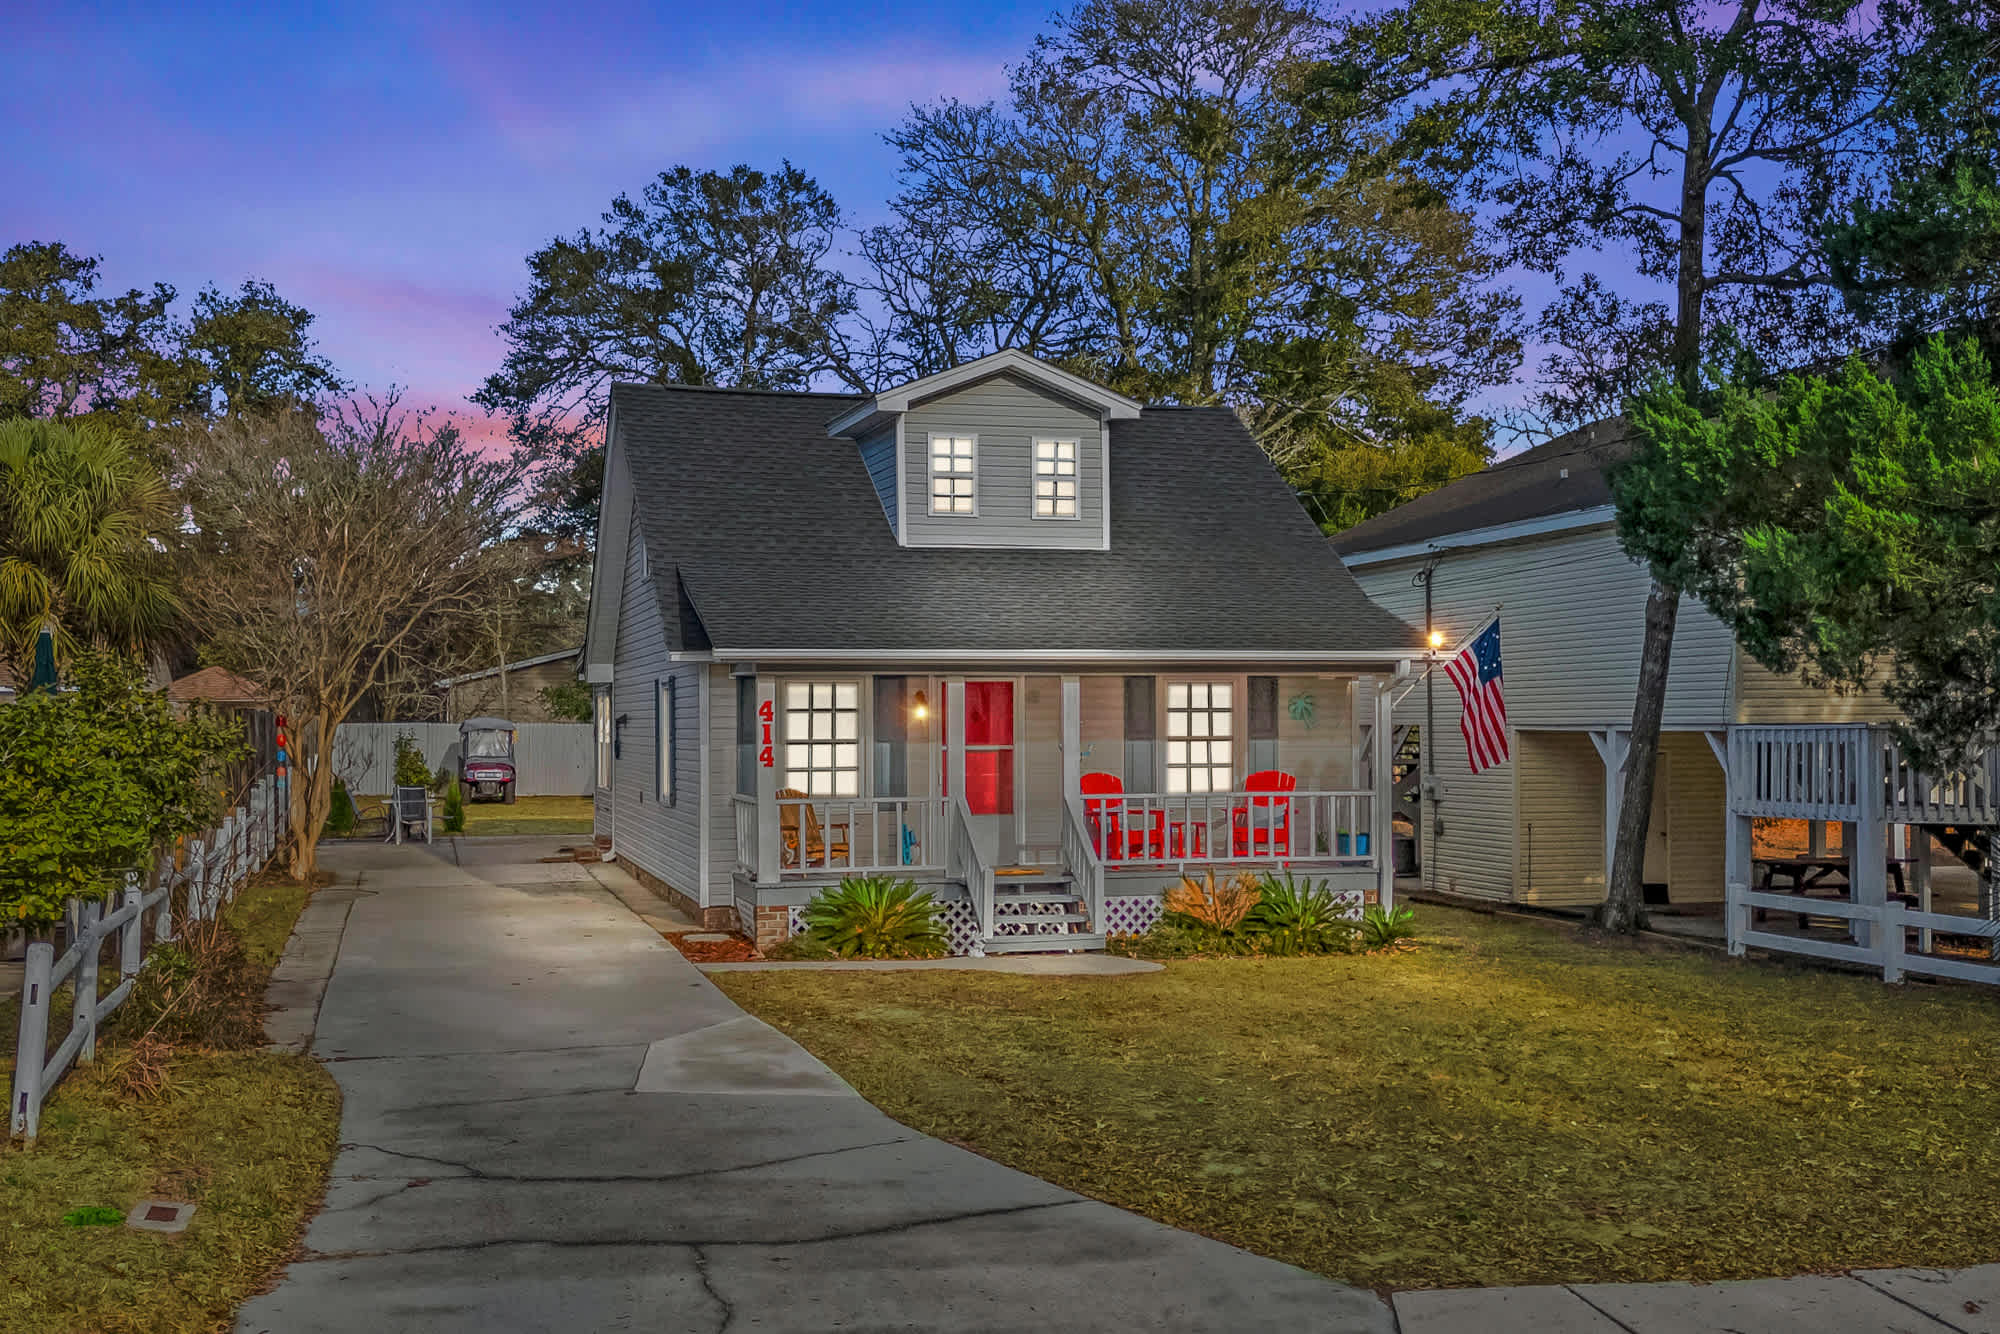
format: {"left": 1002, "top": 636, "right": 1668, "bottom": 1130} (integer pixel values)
{"left": 728, "top": 670, "right": 1401, "bottom": 953}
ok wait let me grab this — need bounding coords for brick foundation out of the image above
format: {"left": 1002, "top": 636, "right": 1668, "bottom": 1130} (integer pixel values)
{"left": 753, "top": 905, "right": 793, "bottom": 952}
{"left": 620, "top": 858, "right": 737, "bottom": 931}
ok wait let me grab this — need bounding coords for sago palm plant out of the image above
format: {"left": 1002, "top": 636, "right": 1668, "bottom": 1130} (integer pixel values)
{"left": 0, "top": 417, "right": 178, "bottom": 678}
{"left": 800, "top": 876, "right": 948, "bottom": 958}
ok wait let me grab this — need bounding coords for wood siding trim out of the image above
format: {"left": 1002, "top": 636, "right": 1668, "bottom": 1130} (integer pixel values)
{"left": 900, "top": 373, "right": 1107, "bottom": 551}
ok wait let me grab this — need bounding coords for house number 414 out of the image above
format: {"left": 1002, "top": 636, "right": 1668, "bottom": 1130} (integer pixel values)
{"left": 758, "top": 699, "right": 774, "bottom": 767}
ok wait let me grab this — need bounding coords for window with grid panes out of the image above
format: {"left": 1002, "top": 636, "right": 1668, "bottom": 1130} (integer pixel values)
{"left": 1032, "top": 439, "right": 1077, "bottom": 518}
{"left": 1166, "top": 681, "right": 1233, "bottom": 793}
{"left": 784, "top": 682, "right": 861, "bottom": 797}
{"left": 929, "top": 436, "right": 976, "bottom": 514}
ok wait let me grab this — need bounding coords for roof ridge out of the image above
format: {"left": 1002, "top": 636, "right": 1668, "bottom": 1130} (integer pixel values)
{"left": 613, "top": 381, "right": 863, "bottom": 401}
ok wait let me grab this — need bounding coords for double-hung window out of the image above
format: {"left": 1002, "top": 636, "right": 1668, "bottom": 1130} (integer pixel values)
{"left": 1166, "top": 681, "right": 1233, "bottom": 794}
{"left": 1033, "top": 439, "right": 1078, "bottom": 518}
{"left": 784, "top": 682, "right": 860, "bottom": 797}
{"left": 929, "top": 435, "right": 977, "bottom": 514}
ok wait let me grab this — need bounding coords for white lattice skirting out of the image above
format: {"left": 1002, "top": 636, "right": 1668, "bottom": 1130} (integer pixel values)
{"left": 1101, "top": 890, "right": 1366, "bottom": 937}
{"left": 784, "top": 900, "right": 985, "bottom": 956}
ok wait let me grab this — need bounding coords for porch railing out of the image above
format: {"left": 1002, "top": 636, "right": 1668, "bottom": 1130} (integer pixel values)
{"left": 773, "top": 796, "right": 941, "bottom": 875}
{"left": 1881, "top": 733, "right": 2000, "bottom": 825}
{"left": 1080, "top": 789, "right": 1378, "bottom": 869}
{"left": 946, "top": 797, "right": 994, "bottom": 940}
{"left": 1060, "top": 794, "right": 1105, "bottom": 933}
{"left": 731, "top": 795, "right": 757, "bottom": 876}
{"left": 1729, "top": 725, "right": 1869, "bottom": 820}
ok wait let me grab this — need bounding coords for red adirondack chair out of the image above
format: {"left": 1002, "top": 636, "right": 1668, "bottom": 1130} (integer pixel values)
{"left": 1081, "top": 772, "right": 1132, "bottom": 861}
{"left": 1231, "top": 769, "right": 1297, "bottom": 856}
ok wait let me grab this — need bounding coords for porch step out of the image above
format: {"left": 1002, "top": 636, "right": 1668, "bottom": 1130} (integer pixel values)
{"left": 981, "top": 932, "right": 1108, "bottom": 954}
{"left": 992, "top": 890, "right": 1080, "bottom": 904}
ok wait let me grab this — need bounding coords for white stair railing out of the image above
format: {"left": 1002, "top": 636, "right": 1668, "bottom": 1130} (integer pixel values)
{"left": 1061, "top": 795, "right": 1105, "bottom": 934}
{"left": 946, "top": 797, "right": 994, "bottom": 940}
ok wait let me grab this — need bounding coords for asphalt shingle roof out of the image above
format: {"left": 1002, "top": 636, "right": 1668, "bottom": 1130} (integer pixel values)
{"left": 612, "top": 383, "right": 1422, "bottom": 655}
{"left": 1330, "top": 419, "right": 1635, "bottom": 557}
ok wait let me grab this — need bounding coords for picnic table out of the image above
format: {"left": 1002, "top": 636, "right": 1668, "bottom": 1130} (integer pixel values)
{"left": 1752, "top": 854, "right": 1917, "bottom": 928}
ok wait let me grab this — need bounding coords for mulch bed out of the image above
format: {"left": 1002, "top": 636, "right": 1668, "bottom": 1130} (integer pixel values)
{"left": 665, "top": 933, "right": 760, "bottom": 963}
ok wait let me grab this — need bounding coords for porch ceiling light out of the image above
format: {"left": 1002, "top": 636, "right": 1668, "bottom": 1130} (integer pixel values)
{"left": 1427, "top": 630, "right": 1446, "bottom": 650}
{"left": 911, "top": 690, "right": 930, "bottom": 721}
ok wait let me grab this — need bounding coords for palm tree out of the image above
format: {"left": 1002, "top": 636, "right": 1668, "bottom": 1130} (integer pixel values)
{"left": 0, "top": 417, "right": 179, "bottom": 680}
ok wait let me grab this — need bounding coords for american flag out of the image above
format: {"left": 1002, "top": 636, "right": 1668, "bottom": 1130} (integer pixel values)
{"left": 1445, "top": 618, "right": 1509, "bottom": 773}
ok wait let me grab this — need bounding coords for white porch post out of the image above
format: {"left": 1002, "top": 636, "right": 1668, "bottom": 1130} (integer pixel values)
{"left": 1852, "top": 731, "right": 1888, "bottom": 952}
{"left": 1373, "top": 679, "right": 1394, "bottom": 909}
{"left": 1589, "top": 729, "right": 1628, "bottom": 899}
{"left": 1059, "top": 676, "right": 1081, "bottom": 799}
{"left": 1711, "top": 729, "right": 1752, "bottom": 955}
{"left": 755, "top": 675, "right": 780, "bottom": 884}
{"left": 944, "top": 678, "right": 967, "bottom": 811}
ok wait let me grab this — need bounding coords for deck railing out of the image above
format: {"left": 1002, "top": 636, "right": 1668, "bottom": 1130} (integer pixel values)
{"left": 1881, "top": 734, "right": 2000, "bottom": 825}
{"left": 773, "top": 796, "right": 941, "bottom": 875}
{"left": 1729, "top": 725, "right": 1869, "bottom": 820}
{"left": 1081, "top": 789, "right": 1378, "bottom": 869}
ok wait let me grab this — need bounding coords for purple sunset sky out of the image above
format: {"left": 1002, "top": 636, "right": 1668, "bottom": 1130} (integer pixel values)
{"left": 6, "top": 2, "right": 1566, "bottom": 448}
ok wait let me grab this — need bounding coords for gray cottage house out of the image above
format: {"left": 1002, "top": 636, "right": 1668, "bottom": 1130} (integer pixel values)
{"left": 582, "top": 350, "right": 1424, "bottom": 954}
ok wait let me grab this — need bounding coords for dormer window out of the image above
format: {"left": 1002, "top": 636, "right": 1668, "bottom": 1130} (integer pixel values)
{"left": 930, "top": 435, "right": 977, "bottom": 514}
{"left": 1033, "top": 439, "right": 1078, "bottom": 519}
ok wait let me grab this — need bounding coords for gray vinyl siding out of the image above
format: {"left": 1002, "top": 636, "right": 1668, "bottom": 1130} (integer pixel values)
{"left": 705, "top": 665, "right": 738, "bottom": 897}
{"left": 857, "top": 427, "right": 899, "bottom": 536}
{"left": 608, "top": 495, "right": 707, "bottom": 903}
{"left": 901, "top": 372, "right": 1106, "bottom": 550}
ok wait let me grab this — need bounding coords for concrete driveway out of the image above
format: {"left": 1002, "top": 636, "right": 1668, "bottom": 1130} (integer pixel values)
{"left": 237, "top": 836, "right": 1392, "bottom": 1333}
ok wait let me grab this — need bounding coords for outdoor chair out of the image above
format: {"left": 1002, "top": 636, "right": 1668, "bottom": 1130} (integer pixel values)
{"left": 1231, "top": 769, "right": 1297, "bottom": 856}
{"left": 1081, "top": 772, "right": 1130, "bottom": 861}
{"left": 777, "top": 788, "right": 849, "bottom": 868}
{"left": 391, "top": 785, "right": 434, "bottom": 845}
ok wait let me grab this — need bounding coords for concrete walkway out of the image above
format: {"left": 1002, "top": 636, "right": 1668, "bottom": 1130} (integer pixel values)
{"left": 236, "top": 836, "right": 1390, "bottom": 1333}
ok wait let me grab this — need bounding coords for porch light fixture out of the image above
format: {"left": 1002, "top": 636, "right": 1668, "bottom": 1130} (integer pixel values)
{"left": 1427, "top": 630, "right": 1446, "bottom": 651}
{"left": 911, "top": 690, "right": 930, "bottom": 722}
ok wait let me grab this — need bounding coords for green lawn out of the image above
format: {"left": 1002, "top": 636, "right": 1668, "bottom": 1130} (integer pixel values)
{"left": 716, "top": 906, "right": 2000, "bottom": 1292}
{"left": 1, "top": 876, "right": 340, "bottom": 1334}
{"left": 457, "top": 794, "right": 593, "bottom": 837}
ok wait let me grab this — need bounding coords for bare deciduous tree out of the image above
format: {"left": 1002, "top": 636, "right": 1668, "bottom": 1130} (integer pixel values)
{"left": 174, "top": 397, "right": 523, "bottom": 875}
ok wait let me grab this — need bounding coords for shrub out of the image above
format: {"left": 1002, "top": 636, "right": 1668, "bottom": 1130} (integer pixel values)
{"left": 1163, "top": 870, "right": 1262, "bottom": 933}
{"left": 799, "top": 876, "right": 948, "bottom": 958}
{"left": 1360, "top": 903, "right": 1420, "bottom": 952}
{"left": 764, "top": 931, "right": 837, "bottom": 961}
{"left": 540, "top": 680, "right": 594, "bottom": 721}
{"left": 392, "top": 732, "right": 430, "bottom": 789}
{"left": 440, "top": 778, "right": 466, "bottom": 833}
{"left": 1107, "top": 919, "right": 1241, "bottom": 959}
{"left": 324, "top": 778, "right": 356, "bottom": 837}
{"left": 114, "top": 915, "right": 265, "bottom": 1048}
{"left": 1250, "top": 872, "right": 1359, "bottom": 956}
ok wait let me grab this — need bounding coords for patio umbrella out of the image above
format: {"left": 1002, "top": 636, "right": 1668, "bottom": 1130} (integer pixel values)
{"left": 26, "top": 626, "right": 57, "bottom": 694}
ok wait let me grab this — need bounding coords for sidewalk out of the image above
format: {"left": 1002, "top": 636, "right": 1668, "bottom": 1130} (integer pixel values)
{"left": 235, "top": 836, "right": 1390, "bottom": 1333}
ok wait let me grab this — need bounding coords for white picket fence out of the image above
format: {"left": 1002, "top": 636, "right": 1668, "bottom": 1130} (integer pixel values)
{"left": 9, "top": 776, "right": 284, "bottom": 1140}
{"left": 331, "top": 722, "right": 592, "bottom": 797}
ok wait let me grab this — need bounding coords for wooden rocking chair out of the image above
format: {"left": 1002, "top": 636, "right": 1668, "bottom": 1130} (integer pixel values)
{"left": 777, "top": 788, "right": 850, "bottom": 869}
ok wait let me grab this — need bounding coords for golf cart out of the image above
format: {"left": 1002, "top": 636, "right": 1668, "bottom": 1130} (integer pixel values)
{"left": 457, "top": 717, "right": 519, "bottom": 803}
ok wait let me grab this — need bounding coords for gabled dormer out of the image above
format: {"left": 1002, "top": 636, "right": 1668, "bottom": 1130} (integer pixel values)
{"left": 827, "top": 349, "right": 1142, "bottom": 551}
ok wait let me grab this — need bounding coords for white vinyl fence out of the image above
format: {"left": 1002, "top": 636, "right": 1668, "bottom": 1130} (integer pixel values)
{"left": 10, "top": 775, "right": 284, "bottom": 1139}
{"left": 332, "top": 722, "right": 593, "bottom": 796}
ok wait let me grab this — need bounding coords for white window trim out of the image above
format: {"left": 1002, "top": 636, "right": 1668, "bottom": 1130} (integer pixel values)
{"left": 594, "top": 688, "right": 613, "bottom": 791}
{"left": 927, "top": 432, "right": 979, "bottom": 517}
{"left": 781, "top": 677, "right": 866, "bottom": 799}
{"left": 1031, "top": 437, "right": 1081, "bottom": 521}
{"left": 1164, "top": 677, "right": 1237, "bottom": 796}
{"left": 656, "top": 678, "right": 675, "bottom": 805}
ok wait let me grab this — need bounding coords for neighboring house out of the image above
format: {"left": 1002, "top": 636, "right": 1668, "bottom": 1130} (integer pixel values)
{"left": 1332, "top": 422, "right": 1937, "bottom": 913}
{"left": 582, "top": 349, "right": 1425, "bottom": 953}
{"left": 437, "top": 647, "right": 582, "bottom": 722}
{"left": 167, "top": 666, "right": 268, "bottom": 709}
